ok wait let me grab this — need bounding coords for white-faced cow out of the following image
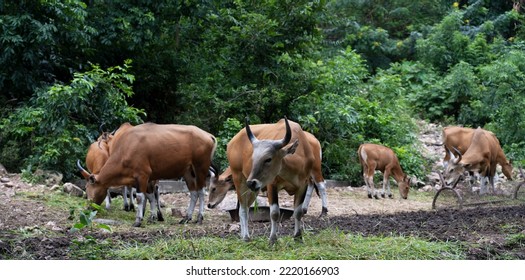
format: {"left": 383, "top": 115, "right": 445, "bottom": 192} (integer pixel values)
{"left": 227, "top": 117, "right": 313, "bottom": 244}
{"left": 207, "top": 131, "right": 329, "bottom": 217}
{"left": 444, "top": 127, "right": 513, "bottom": 194}
{"left": 358, "top": 143, "right": 410, "bottom": 199}
{"left": 78, "top": 122, "right": 217, "bottom": 227}
{"left": 442, "top": 126, "right": 513, "bottom": 180}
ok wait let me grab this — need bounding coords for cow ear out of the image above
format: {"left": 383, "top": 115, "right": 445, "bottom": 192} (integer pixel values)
{"left": 284, "top": 139, "right": 299, "bottom": 155}
{"left": 88, "top": 174, "right": 97, "bottom": 184}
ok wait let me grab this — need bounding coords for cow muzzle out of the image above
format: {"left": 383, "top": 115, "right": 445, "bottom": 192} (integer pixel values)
{"left": 246, "top": 179, "right": 262, "bottom": 192}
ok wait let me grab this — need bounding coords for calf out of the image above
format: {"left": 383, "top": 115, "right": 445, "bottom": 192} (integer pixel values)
{"left": 358, "top": 143, "right": 410, "bottom": 199}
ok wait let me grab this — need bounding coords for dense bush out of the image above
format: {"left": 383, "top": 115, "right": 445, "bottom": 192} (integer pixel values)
{"left": 0, "top": 62, "right": 144, "bottom": 180}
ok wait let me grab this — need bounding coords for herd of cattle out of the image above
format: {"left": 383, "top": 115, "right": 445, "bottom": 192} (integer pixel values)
{"left": 76, "top": 118, "right": 513, "bottom": 244}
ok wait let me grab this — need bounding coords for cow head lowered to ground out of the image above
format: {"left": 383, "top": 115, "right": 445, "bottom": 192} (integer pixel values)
{"left": 442, "top": 126, "right": 513, "bottom": 180}
{"left": 78, "top": 123, "right": 217, "bottom": 227}
{"left": 444, "top": 127, "right": 512, "bottom": 194}
{"left": 227, "top": 117, "right": 314, "bottom": 244}
{"left": 358, "top": 143, "right": 411, "bottom": 199}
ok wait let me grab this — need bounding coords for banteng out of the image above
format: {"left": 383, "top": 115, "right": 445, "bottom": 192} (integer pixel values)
{"left": 358, "top": 143, "right": 410, "bottom": 199}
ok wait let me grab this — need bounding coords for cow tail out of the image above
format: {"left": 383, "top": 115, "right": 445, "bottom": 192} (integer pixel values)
{"left": 313, "top": 180, "right": 320, "bottom": 198}
{"left": 209, "top": 135, "right": 219, "bottom": 175}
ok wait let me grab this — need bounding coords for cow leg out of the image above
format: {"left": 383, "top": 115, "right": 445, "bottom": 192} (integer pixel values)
{"left": 293, "top": 186, "right": 307, "bottom": 243}
{"left": 267, "top": 184, "right": 280, "bottom": 245}
{"left": 238, "top": 190, "right": 256, "bottom": 242}
{"left": 104, "top": 190, "right": 112, "bottom": 210}
{"left": 181, "top": 190, "right": 198, "bottom": 224}
{"left": 480, "top": 176, "right": 488, "bottom": 195}
{"left": 133, "top": 192, "right": 145, "bottom": 227}
{"left": 145, "top": 191, "right": 157, "bottom": 222}
{"left": 154, "top": 185, "right": 164, "bottom": 222}
{"left": 301, "top": 180, "right": 314, "bottom": 215}
{"left": 381, "top": 170, "right": 389, "bottom": 198}
{"left": 194, "top": 188, "right": 205, "bottom": 224}
{"left": 317, "top": 181, "right": 328, "bottom": 216}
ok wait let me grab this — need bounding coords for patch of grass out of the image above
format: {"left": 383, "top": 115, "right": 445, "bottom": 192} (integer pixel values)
{"left": 106, "top": 229, "right": 465, "bottom": 260}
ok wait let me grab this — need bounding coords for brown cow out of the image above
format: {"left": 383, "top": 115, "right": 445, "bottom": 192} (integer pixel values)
{"left": 444, "top": 127, "right": 512, "bottom": 194}
{"left": 207, "top": 131, "right": 329, "bottom": 217}
{"left": 358, "top": 143, "right": 410, "bottom": 199}
{"left": 78, "top": 123, "right": 217, "bottom": 227}
{"left": 442, "top": 126, "right": 513, "bottom": 180}
{"left": 82, "top": 133, "right": 134, "bottom": 212}
{"left": 227, "top": 117, "right": 313, "bottom": 244}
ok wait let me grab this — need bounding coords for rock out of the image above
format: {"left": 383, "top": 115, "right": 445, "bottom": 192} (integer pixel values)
{"left": 0, "top": 163, "right": 7, "bottom": 176}
{"left": 34, "top": 169, "right": 63, "bottom": 185}
{"left": 0, "top": 177, "right": 10, "bottom": 183}
{"left": 63, "top": 182, "right": 85, "bottom": 197}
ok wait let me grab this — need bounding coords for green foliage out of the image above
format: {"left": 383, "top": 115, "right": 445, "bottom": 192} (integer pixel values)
{"left": 0, "top": 61, "right": 144, "bottom": 180}
{"left": 0, "top": 0, "right": 96, "bottom": 101}
{"left": 69, "top": 203, "right": 111, "bottom": 233}
{"left": 291, "top": 48, "right": 424, "bottom": 182}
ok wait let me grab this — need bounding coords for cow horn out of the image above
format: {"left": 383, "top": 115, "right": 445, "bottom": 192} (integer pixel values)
{"left": 452, "top": 146, "right": 462, "bottom": 164}
{"left": 77, "top": 159, "right": 91, "bottom": 179}
{"left": 245, "top": 117, "right": 257, "bottom": 143}
{"left": 277, "top": 117, "right": 292, "bottom": 149}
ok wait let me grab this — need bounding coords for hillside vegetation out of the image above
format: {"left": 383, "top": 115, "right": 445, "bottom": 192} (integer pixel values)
{"left": 1, "top": 0, "right": 524, "bottom": 184}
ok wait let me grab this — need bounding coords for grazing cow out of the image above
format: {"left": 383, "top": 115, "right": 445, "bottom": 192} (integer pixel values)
{"left": 358, "top": 143, "right": 410, "bottom": 199}
{"left": 444, "top": 127, "right": 513, "bottom": 194}
{"left": 207, "top": 166, "right": 234, "bottom": 209}
{"left": 78, "top": 123, "right": 217, "bottom": 227}
{"left": 227, "top": 117, "right": 313, "bottom": 244}
{"left": 207, "top": 131, "right": 329, "bottom": 217}
{"left": 442, "top": 126, "right": 513, "bottom": 180}
{"left": 82, "top": 133, "right": 135, "bottom": 212}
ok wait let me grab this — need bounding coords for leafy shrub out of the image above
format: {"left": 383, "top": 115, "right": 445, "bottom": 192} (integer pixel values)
{"left": 0, "top": 61, "right": 145, "bottom": 181}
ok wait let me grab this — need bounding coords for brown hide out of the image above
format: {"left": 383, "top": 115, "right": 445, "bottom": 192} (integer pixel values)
{"left": 227, "top": 118, "right": 314, "bottom": 242}
{"left": 358, "top": 143, "right": 410, "bottom": 199}
{"left": 227, "top": 119, "right": 313, "bottom": 203}
{"left": 445, "top": 128, "right": 497, "bottom": 185}
{"left": 207, "top": 131, "right": 324, "bottom": 209}
{"left": 304, "top": 132, "right": 324, "bottom": 184}
{"left": 87, "top": 123, "right": 216, "bottom": 205}
{"left": 443, "top": 126, "right": 512, "bottom": 180}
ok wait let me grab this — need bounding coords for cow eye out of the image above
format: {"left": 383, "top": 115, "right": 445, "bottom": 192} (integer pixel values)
{"left": 264, "top": 158, "right": 272, "bottom": 164}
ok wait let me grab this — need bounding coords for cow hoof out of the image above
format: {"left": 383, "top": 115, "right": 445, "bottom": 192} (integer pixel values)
{"left": 269, "top": 237, "right": 277, "bottom": 246}
{"left": 381, "top": 193, "right": 385, "bottom": 198}
{"left": 132, "top": 221, "right": 142, "bottom": 227}
{"left": 388, "top": 194, "right": 393, "bottom": 198}
{"left": 179, "top": 218, "right": 191, "bottom": 224}
{"left": 319, "top": 207, "right": 328, "bottom": 217}
{"left": 157, "top": 213, "right": 165, "bottom": 222}
{"left": 367, "top": 193, "right": 373, "bottom": 199}
{"left": 302, "top": 208, "right": 308, "bottom": 215}
{"left": 195, "top": 216, "right": 203, "bottom": 224}
{"left": 242, "top": 236, "right": 251, "bottom": 242}
{"left": 374, "top": 194, "right": 379, "bottom": 199}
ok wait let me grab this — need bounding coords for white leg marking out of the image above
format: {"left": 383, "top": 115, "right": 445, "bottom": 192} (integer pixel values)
{"left": 187, "top": 191, "right": 198, "bottom": 220}
{"left": 302, "top": 181, "right": 314, "bottom": 212}
{"left": 238, "top": 204, "right": 250, "bottom": 241}
{"left": 269, "top": 203, "right": 280, "bottom": 242}
{"left": 318, "top": 181, "right": 328, "bottom": 209}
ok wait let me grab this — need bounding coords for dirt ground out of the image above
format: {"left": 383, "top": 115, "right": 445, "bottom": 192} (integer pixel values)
{"left": 1, "top": 121, "right": 525, "bottom": 259}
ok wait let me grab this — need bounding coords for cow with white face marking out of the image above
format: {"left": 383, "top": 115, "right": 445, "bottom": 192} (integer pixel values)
{"left": 78, "top": 122, "right": 217, "bottom": 227}
{"left": 226, "top": 117, "right": 314, "bottom": 244}
{"left": 207, "top": 132, "right": 328, "bottom": 217}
